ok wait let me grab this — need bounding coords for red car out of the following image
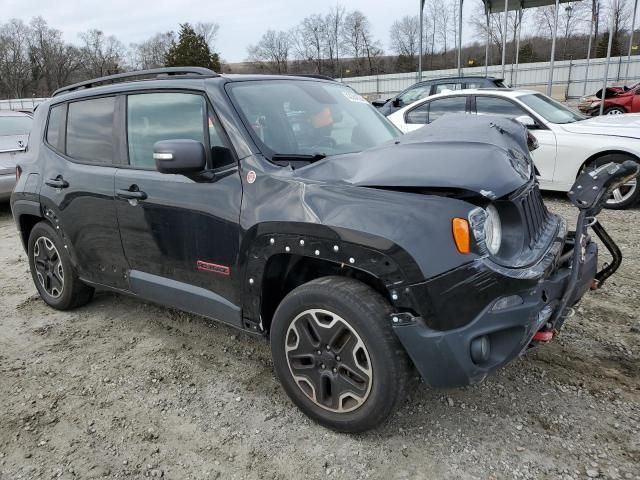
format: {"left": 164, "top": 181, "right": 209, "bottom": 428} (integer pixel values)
{"left": 578, "top": 83, "right": 640, "bottom": 115}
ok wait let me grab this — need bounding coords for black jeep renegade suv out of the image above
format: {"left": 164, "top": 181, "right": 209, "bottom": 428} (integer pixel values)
{"left": 10, "top": 67, "right": 637, "bottom": 432}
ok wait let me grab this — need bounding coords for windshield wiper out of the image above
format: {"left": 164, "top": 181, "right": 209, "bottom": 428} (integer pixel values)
{"left": 270, "top": 153, "right": 327, "bottom": 167}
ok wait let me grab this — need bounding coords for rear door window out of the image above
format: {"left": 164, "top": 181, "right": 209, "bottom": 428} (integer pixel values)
{"left": 426, "top": 96, "right": 467, "bottom": 123}
{"left": 66, "top": 97, "right": 116, "bottom": 164}
{"left": 433, "top": 83, "right": 462, "bottom": 94}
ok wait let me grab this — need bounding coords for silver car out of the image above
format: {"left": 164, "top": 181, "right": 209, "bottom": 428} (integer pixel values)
{"left": 0, "top": 111, "right": 32, "bottom": 201}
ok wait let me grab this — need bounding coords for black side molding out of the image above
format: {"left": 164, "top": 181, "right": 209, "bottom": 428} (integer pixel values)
{"left": 128, "top": 270, "right": 242, "bottom": 328}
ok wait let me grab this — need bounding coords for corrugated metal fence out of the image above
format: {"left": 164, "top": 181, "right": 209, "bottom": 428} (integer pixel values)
{"left": 0, "top": 97, "right": 48, "bottom": 111}
{"left": 341, "top": 56, "right": 640, "bottom": 101}
{"left": 2, "top": 57, "right": 639, "bottom": 108}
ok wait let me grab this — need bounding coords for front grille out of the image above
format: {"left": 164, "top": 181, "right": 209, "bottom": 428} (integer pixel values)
{"left": 518, "top": 185, "right": 549, "bottom": 248}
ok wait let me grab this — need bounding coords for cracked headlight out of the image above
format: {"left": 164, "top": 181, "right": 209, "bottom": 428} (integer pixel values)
{"left": 469, "top": 205, "right": 502, "bottom": 256}
{"left": 484, "top": 204, "right": 502, "bottom": 255}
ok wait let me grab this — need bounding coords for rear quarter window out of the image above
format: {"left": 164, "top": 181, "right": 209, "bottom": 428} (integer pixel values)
{"left": 46, "top": 104, "right": 66, "bottom": 152}
{"left": 66, "top": 97, "right": 116, "bottom": 164}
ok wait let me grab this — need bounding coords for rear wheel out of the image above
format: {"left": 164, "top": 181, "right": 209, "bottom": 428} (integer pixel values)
{"left": 28, "top": 221, "right": 94, "bottom": 310}
{"left": 604, "top": 106, "right": 626, "bottom": 115}
{"left": 584, "top": 154, "right": 640, "bottom": 210}
{"left": 270, "top": 276, "right": 410, "bottom": 432}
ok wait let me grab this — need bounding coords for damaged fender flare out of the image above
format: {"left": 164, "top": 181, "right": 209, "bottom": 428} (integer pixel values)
{"left": 239, "top": 224, "right": 425, "bottom": 332}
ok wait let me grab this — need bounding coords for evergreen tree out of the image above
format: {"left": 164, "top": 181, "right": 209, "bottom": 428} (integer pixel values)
{"left": 518, "top": 43, "right": 538, "bottom": 63}
{"left": 596, "top": 31, "right": 621, "bottom": 58}
{"left": 165, "top": 23, "right": 221, "bottom": 70}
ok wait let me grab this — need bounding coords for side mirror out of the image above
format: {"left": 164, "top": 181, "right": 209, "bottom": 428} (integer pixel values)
{"left": 515, "top": 115, "right": 537, "bottom": 129}
{"left": 392, "top": 98, "right": 401, "bottom": 107}
{"left": 153, "top": 139, "right": 206, "bottom": 174}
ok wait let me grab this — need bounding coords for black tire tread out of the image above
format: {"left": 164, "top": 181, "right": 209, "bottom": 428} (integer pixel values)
{"left": 270, "top": 275, "right": 411, "bottom": 432}
{"left": 28, "top": 221, "right": 94, "bottom": 310}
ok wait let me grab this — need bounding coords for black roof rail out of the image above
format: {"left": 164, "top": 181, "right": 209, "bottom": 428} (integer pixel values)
{"left": 52, "top": 67, "right": 219, "bottom": 97}
{"left": 286, "top": 74, "right": 337, "bottom": 82}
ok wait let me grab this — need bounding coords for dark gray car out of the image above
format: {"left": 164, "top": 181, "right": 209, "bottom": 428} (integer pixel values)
{"left": 0, "top": 111, "right": 32, "bottom": 201}
{"left": 373, "top": 76, "right": 505, "bottom": 116}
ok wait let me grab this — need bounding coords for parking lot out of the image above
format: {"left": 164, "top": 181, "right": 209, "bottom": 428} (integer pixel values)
{"left": 0, "top": 196, "right": 638, "bottom": 480}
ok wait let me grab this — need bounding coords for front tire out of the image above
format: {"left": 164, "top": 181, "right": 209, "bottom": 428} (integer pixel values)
{"left": 27, "top": 221, "right": 94, "bottom": 310}
{"left": 603, "top": 106, "right": 626, "bottom": 115}
{"left": 270, "top": 276, "right": 411, "bottom": 432}
{"left": 584, "top": 154, "right": 640, "bottom": 209}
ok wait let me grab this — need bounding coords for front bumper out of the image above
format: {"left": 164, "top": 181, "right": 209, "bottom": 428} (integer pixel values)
{"left": 0, "top": 173, "right": 16, "bottom": 201}
{"left": 393, "top": 236, "right": 598, "bottom": 388}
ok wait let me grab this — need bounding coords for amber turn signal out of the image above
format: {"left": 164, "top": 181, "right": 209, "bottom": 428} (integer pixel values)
{"left": 452, "top": 218, "right": 470, "bottom": 254}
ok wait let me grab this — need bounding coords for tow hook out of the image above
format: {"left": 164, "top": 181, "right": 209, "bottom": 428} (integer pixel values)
{"left": 532, "top": 330, "right": 554, "bottom": 342}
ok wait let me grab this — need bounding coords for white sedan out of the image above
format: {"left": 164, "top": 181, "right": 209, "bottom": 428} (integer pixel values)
{"left": 387, "top": 89, "right": 640, "bottom": 209}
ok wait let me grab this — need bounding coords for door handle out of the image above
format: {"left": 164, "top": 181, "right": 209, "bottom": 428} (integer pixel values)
{"left": 45, "top": 176, "right": 69, "bottom": 189}
{"left": 116, "top": 187, "right": 148, "bottom": 201}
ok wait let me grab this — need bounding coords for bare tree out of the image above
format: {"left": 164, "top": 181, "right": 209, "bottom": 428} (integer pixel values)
{"left": 324, "top": 4, "right": 346, "bottom": 76}
{"left": 79, "top": 29, "right": 125, "bottom": 77}
{"left": 29, "top": 17, "right": 82, "bottom": 94}
{"left": 0, "top": 19, "right": 33, "bottom": 98}
{"left": 390, "top": 15, "right": 420, "bottom": 60}
{"left": 294, "top": 14, "right": 326, "bottom": 73}
{"left": 535, "top": 1, "right": 590, "bottom": 57}
{"left": 130, "top": 32, "right": 174, "bottom": 70}
{"left": 247, "top": 29, "right": 291, "bottom": 73}
{"left": 194, "top": 22, "right": 220, "bottom": 52}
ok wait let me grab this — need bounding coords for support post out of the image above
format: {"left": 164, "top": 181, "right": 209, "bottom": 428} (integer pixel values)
{"left": 485, "top": 9, "right": 490, "bottom": 76}
{"left": 501, "top": 0, "right": 509, "bottom": 78}
{"left": 599, "top": 12, "right": 616, "bottom": 116}
{"left": 513, "top": 6, "right": 523, "bottom": 86}
{"left": 625, "top": 0, "right": 639, "bottom": 81}
{"left": 547, "top": 0, "right": 561, "bottom": 96}
{"left": 583, "top": 3, "right": 595, "bottom": 96}
{"left": 419, "top": 0, "right": 425, "bottom": 81}
{"left": 458, "top": 0, "right": 464, "bottom": 76}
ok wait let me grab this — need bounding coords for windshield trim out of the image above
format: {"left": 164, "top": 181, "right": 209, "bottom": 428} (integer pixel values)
{"left": 225, "top": 79, "right": 401, "bottom": 165}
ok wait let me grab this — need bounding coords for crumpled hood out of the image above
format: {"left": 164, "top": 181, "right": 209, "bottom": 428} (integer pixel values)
{"left": 294, "top": 114, "right": 533, "bottom": 199}
{"left": 560, "top": 114, "right": 640, "bottom": 139}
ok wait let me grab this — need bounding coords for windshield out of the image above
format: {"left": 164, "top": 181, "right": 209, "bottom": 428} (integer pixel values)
{"left": 227, "top": 80, "right": 400, "bottom": 159}
{"left": 0, "top": 115, "right": 32, "bottom": 136}
{"left": 518, "top": 93, "right": 586, "bottom": 124}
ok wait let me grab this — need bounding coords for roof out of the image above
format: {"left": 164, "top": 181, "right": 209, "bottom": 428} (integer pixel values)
{"left": 413, "top": 76, "right": 503, "bottom": 85}
{"left": 483, "top": 0, "right": 577, "bottom": 14}
{"left": 0, "top": 110, "right": 32, "bottom": 117}
{"left": 49, "top": 71, "right": 338, "bottom": 103}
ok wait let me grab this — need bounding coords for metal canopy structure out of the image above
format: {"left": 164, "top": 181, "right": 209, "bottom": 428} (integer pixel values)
{"left": 482, "top": 0, "right": 578, "bottom": 95}
{"left": 417, "top": 0, "right": 639, "bottom": 102}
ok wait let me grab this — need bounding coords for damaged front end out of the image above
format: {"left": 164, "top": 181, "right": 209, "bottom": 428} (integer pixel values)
{"left": 393, "top": 157, "right": 639, "bottom": 388}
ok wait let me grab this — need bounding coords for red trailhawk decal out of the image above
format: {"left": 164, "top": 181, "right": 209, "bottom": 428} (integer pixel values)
{"left": 196, "top": 260, "right": 231, "bottom": 276}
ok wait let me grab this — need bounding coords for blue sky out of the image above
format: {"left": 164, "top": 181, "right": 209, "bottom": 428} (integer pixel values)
{"left": 6, "top": 0, "right": 479, "bottom": 62}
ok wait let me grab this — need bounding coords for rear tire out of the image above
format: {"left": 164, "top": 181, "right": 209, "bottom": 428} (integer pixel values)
{"left": 584, "top": 154, "right": 640, "bottom": 210}
{"left": 270, "top": 276, "right": 411, "bottom": 433}
{"left": 27, "top": 221, "right": 94, "bottom": 310}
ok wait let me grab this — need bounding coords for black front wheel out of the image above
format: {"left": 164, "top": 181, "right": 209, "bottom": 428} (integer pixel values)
{"left": 28, "top": 221, "right": 94, "bottom": 310}
{"left": 270, "top": 276, "right": 411, "bottom": 432}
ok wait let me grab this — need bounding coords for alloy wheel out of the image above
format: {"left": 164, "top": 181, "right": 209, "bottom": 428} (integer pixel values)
{"left": 607, "top": 178, "right": 637, "bottom": 206}
{"left": 33, "top": 236, "right": 64, "bottom": 298}
{"left": 285, "top": 309, "right": 372, "bottom": 413}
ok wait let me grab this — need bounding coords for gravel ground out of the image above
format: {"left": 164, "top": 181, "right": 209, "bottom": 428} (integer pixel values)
{"left": 0, "top": 195, "right": 638, "bottom": 480}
